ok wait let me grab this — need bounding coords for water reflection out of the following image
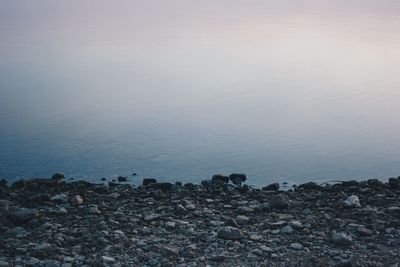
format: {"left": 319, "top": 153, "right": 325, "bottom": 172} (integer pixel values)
{"left": 0, "top": 1, "right": 400, "bottom": 184}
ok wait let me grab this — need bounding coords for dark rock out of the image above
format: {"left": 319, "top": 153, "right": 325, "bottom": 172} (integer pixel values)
{"left": 0, "top": 200, "right": 10, "bottom": 226}
{"left": 161, "top": 246, "right": 180, "bottom": 258}
{"left": 71, "top": 195, "right": 84, "bottom": 206}
{"left": 50, "top": 193, "right": 68, "bottom": 204}
{"left": 183, "top": 183, "right": 196, "bottom": 190}
{"left": 367, "top": 179, "right": 383, "bottom": 188}
{"left": 143, "top": 178, "right": 157, "bottom": 187}
{"left": 153, "top": 182, "right": 172, "bottom": 192}
{"left": 229, "top": 173, "right": 247, "bottom": 186}
{"left": 117, "top": 176, "right": 128, "bottom": 182}
{"left": 340, "top": 180, "right": 359, "bottom": 187}
{"left": 0, "top": 179, "right": 7, "bottom": 187}
{"left": 298, "top": 182, "right": 322, "bottom": 190}
{"left": 269, "top": 194, "right": 290, "bottom": 209}
{"left": 388, "top": 177, "right": 400, "bottom": 188}
{"left": 210, "top": 255, "right": 225, "bottom": 262}
{"left": 212, "top": 174, "right": 229, "bottom": 186}
{"left": 262, "top": 183, "right": 280, "bottom": 191}
{"left": 9, "top": 207, "right": 39, "bottom": 223}
{"left": 225, "top": 218, "right": 240, "bottom": 228}
{"left": 331, "top": 232, "right": 353, "bottom": 246}
{"left": 201, "top": 180, "right": 212, "bottom": 189}
{"left": 175, "top": 204, "right": 187, "bottom": 215}
{"left": 217, "top": 226, "right": 243, "bottom": 240}
{"left": 51, "top": 173, "right": 65, "bottom": 181}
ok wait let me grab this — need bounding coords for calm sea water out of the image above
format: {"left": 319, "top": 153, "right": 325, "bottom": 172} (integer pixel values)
{"left": 1, "top": 1, "right": 400, "bottom": 185}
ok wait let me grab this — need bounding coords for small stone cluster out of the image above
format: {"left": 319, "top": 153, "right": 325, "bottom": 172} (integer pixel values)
{"left": 0, "top": 175, "right": 399, "bottom": 266}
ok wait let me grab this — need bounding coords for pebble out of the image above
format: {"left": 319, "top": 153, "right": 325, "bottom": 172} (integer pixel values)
{"left": 343, "top": 195, "right": 361, "bottom": 208}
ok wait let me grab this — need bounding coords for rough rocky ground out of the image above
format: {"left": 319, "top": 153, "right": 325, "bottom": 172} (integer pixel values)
{"left": 0, "top": 174, "right": 399, "bottom": 267}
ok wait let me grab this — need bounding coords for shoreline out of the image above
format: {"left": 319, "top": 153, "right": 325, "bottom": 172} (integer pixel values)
{"left": 0, "top": 174, "right": 399, "bottom": 266}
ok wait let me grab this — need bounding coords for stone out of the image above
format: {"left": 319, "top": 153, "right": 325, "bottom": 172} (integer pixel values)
{"left": 343, "top": 195, "right": 361, "bottom": 208}
{"left": 0, "top": 200, "right": 10, "bottom": 226}
{"left": 229, "top": 174, "right": 247, "bottom": 186}
{"left": 331, "top": 232, "right": 353, "bottom": 246}
{"left": 143, "top": 178, "right": 157, "bottom": 187}
{"left": 262, "top": 183, "right": 280, "bottom": 191}
{"left": 250, "top": 234, "right": 263, "bottom": 241}
{"left": 71, "top": 195, "right": 83, "bottom": 206}
{"left": 175, "top": 204, "right": 187, "bottom": 215}
{"left": 154, "top": 182, "right": 173, "bottom": 192}
{"left": 117, "top": 176, "right": 127, "bottom": 182}
{"left": 217, "top": 226, "right": 243, "bottom": 240}
{"left": 144, "top": 213, "right": 160, "bottom": 221}
{"left": 33, "top": 243, "right": 53, "bottom": 257}
{"left": 281, "top": 225, "right": 294, "bottom": 234}
{"left": 88, "top": 205, "right": 101, "bottom": 215}
{"left": 290, "top": 243, "right": 303, "bottom": 250}
{"left": 101, "top": 256, "right": 116, "bottom": 264}
{"left": 165, "top": 221, "right": 176, "bottom": 229}
{"left": 211, "top": 174, "right": 229, "bottom": 186}
{"left": 51, "top": 173, "right": 65, "bottom": 180}
{"left": 235, "top": 215, "right": 249, "bottom": 226}
{"left": 50, "top": 194, "right": 68, "bottom": 204}
{"left": 299, "top": 182, "right": 322, "bottom": 190}
{"left": 4, "top": 226, "right": 27, "bottom": 238}
{"left": 161, "top": 246, "right": 180, "bottom": 258}
{"left": 225, "top": 218, "right": 240, "bottom": 228}
{"left": 9, "top": 207, "right": 39, "bottom": 223}
{"left": 269, "top": 194, "right": 290, "bottom": 209}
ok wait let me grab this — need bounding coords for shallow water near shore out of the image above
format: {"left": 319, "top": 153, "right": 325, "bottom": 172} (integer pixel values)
{"left": 1, "top": 1, "right": 400, "bottom": 185}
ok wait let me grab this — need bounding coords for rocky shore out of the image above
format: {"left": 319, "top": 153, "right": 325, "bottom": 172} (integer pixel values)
{"left": 0, "top": 174, "right": 400, "bottom": 267}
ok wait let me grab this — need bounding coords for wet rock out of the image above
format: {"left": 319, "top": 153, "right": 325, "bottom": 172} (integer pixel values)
{"left": 290, "top": 243, "right": 303, "bottom": 250}
{"left": 175, "top": 204, "right": 187, "bottom": 215}
{"left": 0, "top": 200, "right": 10, "bottom": 225}
{"left": 32, "top": 243, "right": 53, "bottom": 258}
{"left": 235, "top": 215, "right": 249, "bottom": 226}
{"left": 101, "top": 256, "right": 116, "bottom": 264}
{"left": 153, "top": 182, "right": 173, "bottom": 192}
{"left": 281, "top": 225, "right": 294, "bottom": 234}
{"left": 212, "top": 174, "right": 229, "bottom": 186}
{"left": 161, "top": 246, "right": 180, "bottom": 259}
{"left": 9, "top": 207, "right": 39, "bottom": 223}
{"left": 4, "top": 226, "right": 28, "bottom": 238}
{"left": 51, "top": 173, "right": 65, "bottom": 181}
{"left": 269, "top": 194, "right": 290, "bottom": 209}
{"left": 225, "top": 218, "right": 240, "bottom": 228}
{"left": 331, "top": 232, "right": 353, "bottom": 246}
{"left": 217, "top": 226, "right": 243, "bottom": 240}
{"left": 263, "top": 183, "right": 280, "bottom": 191}
{"left": 88, "top": 205, "right": 101, "bottom": 215}
{"left": 341, "top": 180, "right": 359, "bottom": 187}
{"left": 143, "top": 178, "right": 157, "bottom": 187}
{"left": 117, "top": 176, "right": 128, "bottom": 182}
{"left": 229, "top": 174, "right": 247, "bottom": 186}
{"left": 299, "top": 182, "right": 322, "bottom": 190}
{"left": 50, "top": 193, "right": 68, "bottom": 204}
{"left": 165, "top": 221, "right": 176, "bottom": 229}
{"left": 71, "top": 195, "right": 83, "bottom": 206}
{"left": 0, "top": 179, "right": 7, "bottom": 187}
{"left": 343, "top": 195, "right": 361, "bottom": 208}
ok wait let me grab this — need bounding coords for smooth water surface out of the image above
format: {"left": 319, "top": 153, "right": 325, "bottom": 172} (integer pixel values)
{"left": 1, "top": 1, "right": 400, "bottom": 185}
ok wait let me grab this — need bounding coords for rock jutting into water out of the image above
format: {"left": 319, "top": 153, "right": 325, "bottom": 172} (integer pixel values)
{"left": 0, "top": 174, "right": 399, "bottom": 266}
